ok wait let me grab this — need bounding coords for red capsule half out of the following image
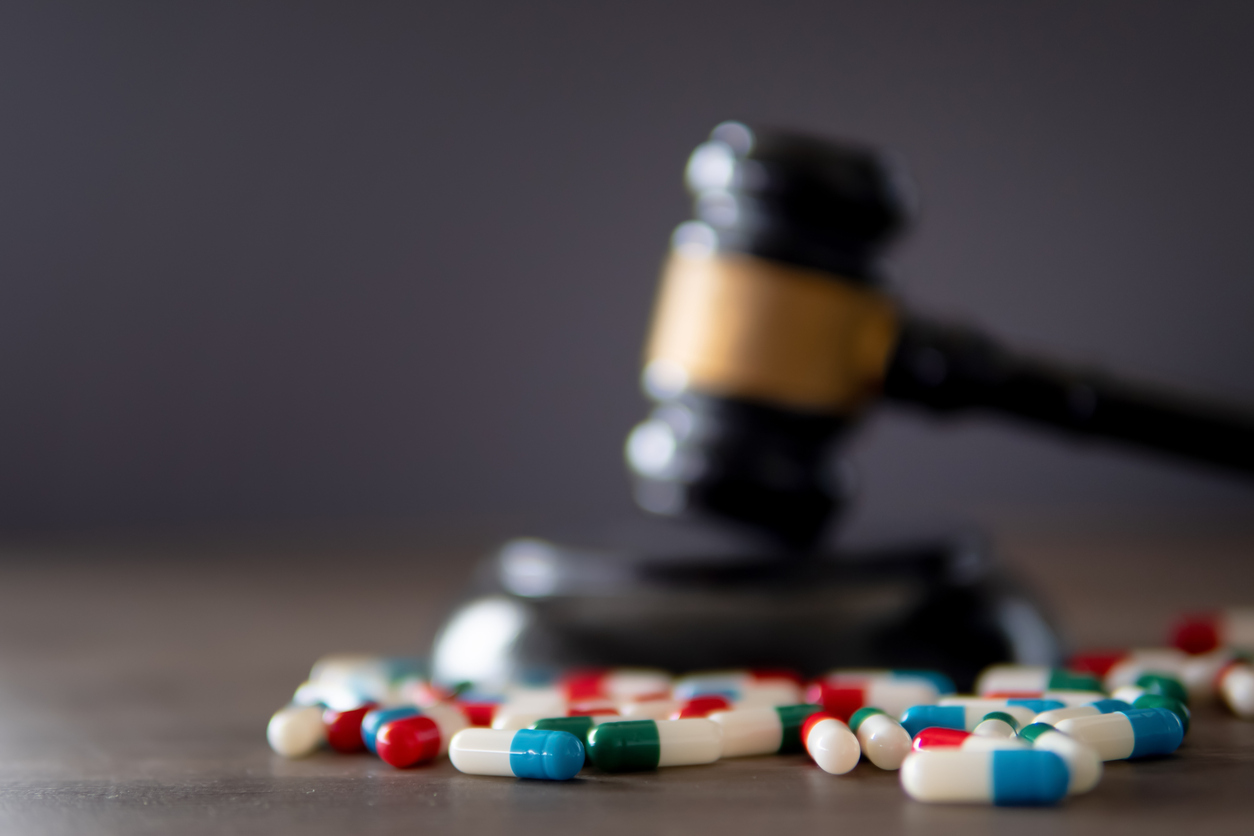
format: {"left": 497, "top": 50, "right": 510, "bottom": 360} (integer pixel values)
{"left": 376, "top": 716, "right": 443, "bottom": 768}
{"left": 673, "top": 696, "right": 732, "bottom": 719}
{"left": 912, "top": 727, "right": 972, "bottom": 750}
{"left": 804, "top": 682, "right": 865, "bottom": 722}
{"left": 323, "top": 703, "right": 377, "bottom": 753}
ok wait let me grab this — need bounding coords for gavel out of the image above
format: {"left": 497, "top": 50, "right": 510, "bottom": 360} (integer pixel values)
{"left": 626, "top": 121, "right": 1254, "bottom": 550}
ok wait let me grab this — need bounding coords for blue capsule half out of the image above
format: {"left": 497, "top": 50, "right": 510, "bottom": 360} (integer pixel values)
{"left": 1125, "top": 707, "right": 1184, "bottom": 758}
{"left": 991, "top": 749, "right": 1070, "bottom": 806}
{"left": 508, "top": 729, "right": 586, "bottom": 780}
{"left": 361, "top": 706, "right": 422, "bottom": 754}
{"left": 900, "top": 705, "right": 965, "bottom": 737}
{"left": 1006, "top": 699, "right": 1065, "bottom": 713}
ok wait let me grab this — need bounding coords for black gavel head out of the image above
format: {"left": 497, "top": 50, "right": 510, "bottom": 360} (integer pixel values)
{"left": 625, "top": 122, "right": 914, "bottom": 550}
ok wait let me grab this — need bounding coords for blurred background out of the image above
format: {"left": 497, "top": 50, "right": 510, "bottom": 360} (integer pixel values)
{"left": 2, "top": 0, "right": 1253, "bottom": 543}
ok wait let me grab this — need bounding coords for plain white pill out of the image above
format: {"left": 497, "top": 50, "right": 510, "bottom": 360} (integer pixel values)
{"left": 853, "top": 712, "right": 912, "bottom": 770}
{"left": 267, "top": 705, "right": 326, "bottom": 758}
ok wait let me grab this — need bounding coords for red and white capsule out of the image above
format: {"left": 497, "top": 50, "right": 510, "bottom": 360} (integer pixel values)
{"left": 802, "top": 712, "right": 861, "bottom": 775}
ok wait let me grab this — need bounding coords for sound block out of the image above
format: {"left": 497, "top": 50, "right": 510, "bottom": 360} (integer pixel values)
{"left": 431, "top": 535, "right": 1059, "bottom": 693}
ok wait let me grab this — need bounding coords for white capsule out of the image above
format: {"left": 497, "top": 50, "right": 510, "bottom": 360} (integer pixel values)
{"left": 1103, "top": 649, "right": 1187, "bottom": 691}
{"left": 734, "top": 682, "right": 804, "bottom": 707}
{"left": 974, "top": 665, "right": 1051, "bottom": 694}
{"left": 601, "top": 669, "right": 672, "bottom": 701}
{"left": 851, "top": 712, "right": 912, "bottom": 770}
{"left": 1182, "top": 649, "right": 1238, "bottom": 701}
{"left": 1111, "top": 685, "right": 1146, "bottom": 705}
{"left": 708, "top": 705, "right": 816, "bottom": 757}
{"left": 1035, "top": 699, "right": 1131, "bottom": 727}
{"left": 421, "top": 702, "right": 470, "bottom": 754}
{"left": 1020, "top": 726, "right": 1102, "bottom": 794}
{"left": 1220, "top": 662, "right": 1254, "bottom": 719}
{"left": 1041, "top": 690, "right": 1110, "bottom": 706}
{"left": 618, "top": 698, "right": 682, "bottom": 720}
{"left": 267, "top": 705, "right": 326, "bottom": 758}
{"left": 673, "top": 671, "right": 802, "bottom": 705}
{"left": 805, "top": 717, "right": 860, "bottom": 774}
{"left": 900, "top": 749, "right": 1069, "bottom": 805}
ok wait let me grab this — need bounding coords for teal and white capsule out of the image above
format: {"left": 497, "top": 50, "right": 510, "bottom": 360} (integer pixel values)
{"left": 849, "top": 708, "right": 912, "bottom": 770}
{"left": 709, "top": 704, "right": 821, "bottom": 757}
{"left": 939, "top": 696, "right": 1065, "bottom": 715}
{"left": 448, "top": 728, "right": 584, "bottom": 780}
{"left": 1018, "top": 723, "right": 1102, "bottom": 794}
{"left": 1035, "top": 698, "right": 1130, "bottom": 727}
{"left": 976, "top": 665, "right": 1102, "bottom": 695}
{"left": 267, "top": 705, "right": 326, "bottom": 757}
{"left": 972, "top": 712, "right": 1019, "bottom": 738}
{"left": 1054, "top": 707, "right": 1183, "bottom": 761}
{"left": 899, "top": 704, "right": 1036, "bottom": 737}
{"left": 900, "top": 749, "right": 1069, "bottom": 806}
{"left": 586, "top": 719, "right": 723, "bottom": 772}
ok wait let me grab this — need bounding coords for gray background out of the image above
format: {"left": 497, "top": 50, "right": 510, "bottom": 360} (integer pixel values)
{"left": 2, "top": 0, "right": 1252, "bottom": 540}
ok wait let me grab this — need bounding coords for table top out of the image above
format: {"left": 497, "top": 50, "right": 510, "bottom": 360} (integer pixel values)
{"left": 0, "top": 522, "right": 1251, "bottom": 835}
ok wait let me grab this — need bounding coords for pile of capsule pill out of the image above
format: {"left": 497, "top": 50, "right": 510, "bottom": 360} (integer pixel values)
{"left": 267, "top": 606, "right": 1254, "bottom": 806}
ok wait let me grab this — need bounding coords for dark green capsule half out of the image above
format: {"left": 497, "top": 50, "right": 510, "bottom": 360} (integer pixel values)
{"left": 982, "top": 711, "right": 1020, "bottom": 731}
{"left": 1017, "top": 722, "right": 1054, "bottom": 745}
{"left": 587, "top": 720, "right": 661, "bottom": 772}
{"left": 532, "top": 716, "right": 596, "bottom": 763}
{"left": 1132, "top": 694, "right": 1190, "bottom": 734}
{"left": 848, "top": 707, "right": 885, "bottom": 734}
{"left": 1136, "top": 674, "right": 1188, "bottom": 705}
{"left": 1046, "top": 669, "right": 1103, "bottom": 692}
{"left": 776, "top": 704, "right": 823, "bottom": 754}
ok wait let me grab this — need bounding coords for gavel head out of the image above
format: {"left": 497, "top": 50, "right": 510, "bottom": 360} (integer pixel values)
{"left": 625, "top": 122, "right": 914, "bottom": 550}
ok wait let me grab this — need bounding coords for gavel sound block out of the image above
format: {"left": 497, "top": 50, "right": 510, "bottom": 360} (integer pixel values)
{"left": 431, "top": 123, "right": 1253, "bottom": 689}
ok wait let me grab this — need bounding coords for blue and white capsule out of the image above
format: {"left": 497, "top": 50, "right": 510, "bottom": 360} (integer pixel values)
{"left": 449, "top": 728, "right": 585, "bottom": 780}
{"left": 900, "top": 749, "right": 1069, "bottom": 805}
{"left": 939, "top": 696, "right": 1066, "bottom": 715}
{"left": 900, "top": 704, "right": 1036, "bottom": 737}
{"left": 1034, "top": 699, "right": 1130, "bottom": 727}
{"left": 1054, "top": 708, "right": 1183, "bottom": 761}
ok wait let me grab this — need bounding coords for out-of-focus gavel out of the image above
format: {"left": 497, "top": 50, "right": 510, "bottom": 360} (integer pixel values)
{"left": 626, "top": 122, "right": 1254, "bottom": 549}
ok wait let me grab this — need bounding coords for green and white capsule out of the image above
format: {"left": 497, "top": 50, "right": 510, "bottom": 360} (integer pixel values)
{"left": 709, "top": 704, "right": 822, "bottom": 757}
{"left": 849, "top": 708, "right": 912, "bottom": 770}
{"left": 586, "top": 719, "right": 722, "bottom": 772}
{"left": 1018, "top": 723, "right": 1102, "bottom": 794}
{"left": 972, "top": 712, "right": 1019, "bottom": 738}
{"left": 976, "top": 665, "right": 1102, "bottom": 696}
{"left": 531, "top": 715, "right": 620, "bottom": 764}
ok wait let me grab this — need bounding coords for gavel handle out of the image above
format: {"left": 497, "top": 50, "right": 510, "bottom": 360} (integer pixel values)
{"left": 883, "top": 318, "right": 1254, "bottom": 475}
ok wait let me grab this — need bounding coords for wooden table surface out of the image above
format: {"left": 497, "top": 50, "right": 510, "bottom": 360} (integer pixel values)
{"left": 0, "top": 522, "right": 1251, "bottom": 835}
